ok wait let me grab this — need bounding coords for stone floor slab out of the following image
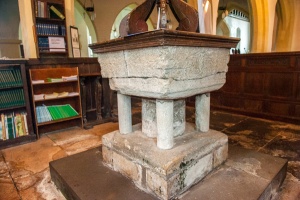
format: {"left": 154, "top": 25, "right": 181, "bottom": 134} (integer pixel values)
{"left": 50, "top": 148, "right": 157, "bottom": 200}
{"left": 50, "top": 144, "right": 287, "bottom": 200}
{"left": 2, "top": 136, "right": 64, "bottom": 175}
{"left": 0, "top": 172, "right": 20, "bottom": 200}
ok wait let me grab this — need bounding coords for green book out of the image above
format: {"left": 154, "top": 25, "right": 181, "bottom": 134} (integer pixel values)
{"left": 46, "top": 77, "right": 63, "bottom": 82}
{"left": 0, "top": 119, "right": 3, "bottom": 140}
{"left": 49, "top": 5, "right": 65, "bottom": 20}
{"left": 54, "top": 106, "right": 63, "bottom": 119}
{"left": 47, "top": 106, "right": 57, "bottom": 120}
{"left": 15, "top": 68, "right": 23, "bottom": 86}
{"left": 6, "top": 114, "right": 15, "bottom": 139}
{"left": 0, "top": 70, "right": 5, "bottom": 88}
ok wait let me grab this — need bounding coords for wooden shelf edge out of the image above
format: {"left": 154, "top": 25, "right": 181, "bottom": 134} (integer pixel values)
{"left": 32, "top": 80, "right": 78, "bottom": 85}
{"left": 37, "top": 115, "right": 82, "bottom": 126}
{"left": 34, "top": 94, "right": 80, "bottom": 102}
{"left": 0, "top": 105, "right": 26, "bottom": 112}
{"left": 0, "top": 85, "right": 23, "bottom": 90}
{"left": 0, "top": 135, "right": 36, "bottom": 150}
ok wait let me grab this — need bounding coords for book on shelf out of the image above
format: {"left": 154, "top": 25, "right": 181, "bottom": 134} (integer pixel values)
{"left": 0, "top": 89, "right": 25, "bottom": 109}
{"left": 62, "top": 75, "right": 78, "bottom": 81}
{"left": 35, "top": 104, "right": 79, "bottom": 123}
{"left": 32, "top": 80, "right": 45, "bottom": 84}
{"left": 34, "top": 92, "right": 76, "bottom": 100}
{"left": 44, "top": 92, "right": 59, "bottom": 99}
{"left": 0, "top": 68, "right": 23, "bottom": 88}
{"left": 36, "top": 24, "right": 65, "bottom": 36}
{"left": 34, "top": 94, "right": 44, "bottom": 101}
{"left": 68, "top": 92, "right": 79, "bottom": 97}
{"left": 49, "top": 5, "right": 65, "bottom": 20}
{"left": 57, "top": 92, "right": 69, "bottom": 97}
{"left": 46, "top": 77, "right": 63, "bottom": 82}
{"left": 0, "top": 112, "right": 29, "bottom": 141}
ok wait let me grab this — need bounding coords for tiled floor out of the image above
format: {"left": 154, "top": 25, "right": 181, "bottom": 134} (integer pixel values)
{"left": 0, "top": 105, "right": 299, "bottom": 200}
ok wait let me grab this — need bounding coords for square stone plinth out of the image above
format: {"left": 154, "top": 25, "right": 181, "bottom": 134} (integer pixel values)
{"left": 102, "top": 123, "right": 228, "bottom": 200}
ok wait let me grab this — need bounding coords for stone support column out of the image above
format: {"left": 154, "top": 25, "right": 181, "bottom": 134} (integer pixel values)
{"left": 142, "top": 99, "right": 185, "bottom": 138}
{"left": 117, "top": 92, "right": 132, "bottom": 134}
{"left": 196, "top": 93, "right": 210, "bottom": 132}
{"left": 156, "top": 99, "right": 174, "bottom": 149}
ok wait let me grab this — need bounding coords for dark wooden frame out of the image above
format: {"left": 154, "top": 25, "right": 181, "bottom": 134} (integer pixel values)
{"left": 0, "top": 60, "right": 36, "bottom": 149}
{"left": 70, "top": 26, "right": 81, "bottom": 58}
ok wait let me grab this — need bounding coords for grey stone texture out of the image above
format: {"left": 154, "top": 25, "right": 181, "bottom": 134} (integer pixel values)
{"left": 156, "top": 99, "right": 174, "bottom": 149}
{"left": 117, "top": 93, "right": 132, "bottom": 134}
{"left": 142, "top": 99, "right": 185, "bottom": 138}
{"left": 102, "top": 123, "right": 228, "bottom": 200}
{"left": 98, "top": 46, "right": 229, "bottom": 99}
{"left": 196, "top": 93, "right": 210, "bottom": 132}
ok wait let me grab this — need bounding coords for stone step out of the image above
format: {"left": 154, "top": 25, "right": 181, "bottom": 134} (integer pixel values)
{"left": 50, "top": 145, "right": 287, "bottom": 200}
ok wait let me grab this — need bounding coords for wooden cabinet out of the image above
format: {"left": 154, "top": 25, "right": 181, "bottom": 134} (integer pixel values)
{"left": 26, "top": 58, "right": 115, "bottom": 129}
{"left": 0, "top": 60, "right": 35, "bottom": 149}
{"left": 29, "top": 67, "right": 83, "bottom": 136}
{"left": 32, "top": 0, "right": 68, "bottom": 57}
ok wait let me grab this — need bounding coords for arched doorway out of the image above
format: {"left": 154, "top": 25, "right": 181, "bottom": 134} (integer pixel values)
{"left": 216, "top": 0, "right": 250, "bottom": 53}
{"left": 74, "top": 0, "right": 97, "bottom": 57}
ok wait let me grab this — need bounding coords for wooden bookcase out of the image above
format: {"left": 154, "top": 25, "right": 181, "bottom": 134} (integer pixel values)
{"left": 32, "top": 0, "right": 68, "bottom": 57}
{"left": 0, "top": 60, "right": 35, "bottom": 149}
{"left": 29, "top": 67, "right": 83, "bottom": 137}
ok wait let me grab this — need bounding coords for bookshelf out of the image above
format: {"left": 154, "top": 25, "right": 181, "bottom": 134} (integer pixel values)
{"left": 0, "top": 60, "right": 35, "bottom": 149}
{"left": 32, "top": 0, "right": 68, "bottom": 57}
{"left": 29, "top": 67, "right": 83, "bottom": 137}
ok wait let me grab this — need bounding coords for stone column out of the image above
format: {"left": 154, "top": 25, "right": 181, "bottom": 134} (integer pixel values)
{"left": 156, "top": 99, "right": 174, "bottom": 149}
{"left": 117, "top": 92, "right": 132, "bottom": 134}
{"left": 195, "top": 93, "right": 210, "bottom": 132}
{"left": 142, "top": 99, "right": 186, "bottom": 138}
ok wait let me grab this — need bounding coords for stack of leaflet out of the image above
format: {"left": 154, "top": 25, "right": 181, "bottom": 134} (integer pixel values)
{"left": 46, "top": 77, "right": 63, "bottom": 82}
{"left": 35, "top": 104, "right": 79, "bottom": 123}
{"left": 62, "top": 75, "right": 77, "bottom": 81}
{"left": 36, "top": 105, "right": 52, "bottom": 123}
{"left": 47, "top": 104, "right": 78, "bottom": 120}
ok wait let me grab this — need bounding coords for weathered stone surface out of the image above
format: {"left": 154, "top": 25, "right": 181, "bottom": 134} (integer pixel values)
{"left": 184, "top": 153, "right": 213, "bottom": 188}
{"left": 213, "top": 144, "right": 228, "bottom": 168}
{"left": 98, "top": 46, "right": 229, "bottom": 81}
{"left": 2, "top": 136, "right": 62, "bottom": 174}
{"left": 142, "top": 99, "right": 185, "bottom": 138}
{"left": 0, "top": 172, "right": 20, "bottom": 200}
{"left": 102, "top": 123, "right": 227, "bottom": 177}
{"left": 46, "top": 127, "right": 102, "bottom": 156}
{"left": 196, "top": 93, "right": 210, "bottom": 132}
{"left": 117, "top": 93, "right": 132, "bottom": 134}
{"left": 110, "top": 73, "right": 226, "bottom": 99}
{"left": 102, "top": 146, "right": 113, "bottom": 167}
{"left": 156, "top": 99, "right": 174, "bottom": 149}
{"left": 97, "top": 51, "right": 128, "bottom": 78}
{"left": 102, "top": 123, "right": 228, "bottom": 199}
{"left": 146, "top": 169, "right": 170, "bottom": 200}
{"left": 112, "top": 151, "right": 143, "bottom": 185}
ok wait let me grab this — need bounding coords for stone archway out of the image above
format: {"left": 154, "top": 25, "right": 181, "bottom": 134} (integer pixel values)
{"left": 249, "top": 0, "right": 277, "bottom": 52}
{"left": 216, "top": 20, "right": 230, "bottom": 37}
{"left": 74, "top": 0, "right": 98, "bottom": 57}
{"left": 272, "top": 0, "right": 296, "bottom": 52}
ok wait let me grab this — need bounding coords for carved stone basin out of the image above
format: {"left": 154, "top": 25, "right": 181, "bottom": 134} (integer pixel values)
{"left": 90, "top": 30, "right": 239, "bottom": 99}
{"left": 90, "top": 30, "right": 239, "bottom": 200}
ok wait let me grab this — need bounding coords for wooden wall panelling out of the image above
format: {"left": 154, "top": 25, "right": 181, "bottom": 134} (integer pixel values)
{"left": 211, "top": 52, "right": 300, "bottom": 124}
